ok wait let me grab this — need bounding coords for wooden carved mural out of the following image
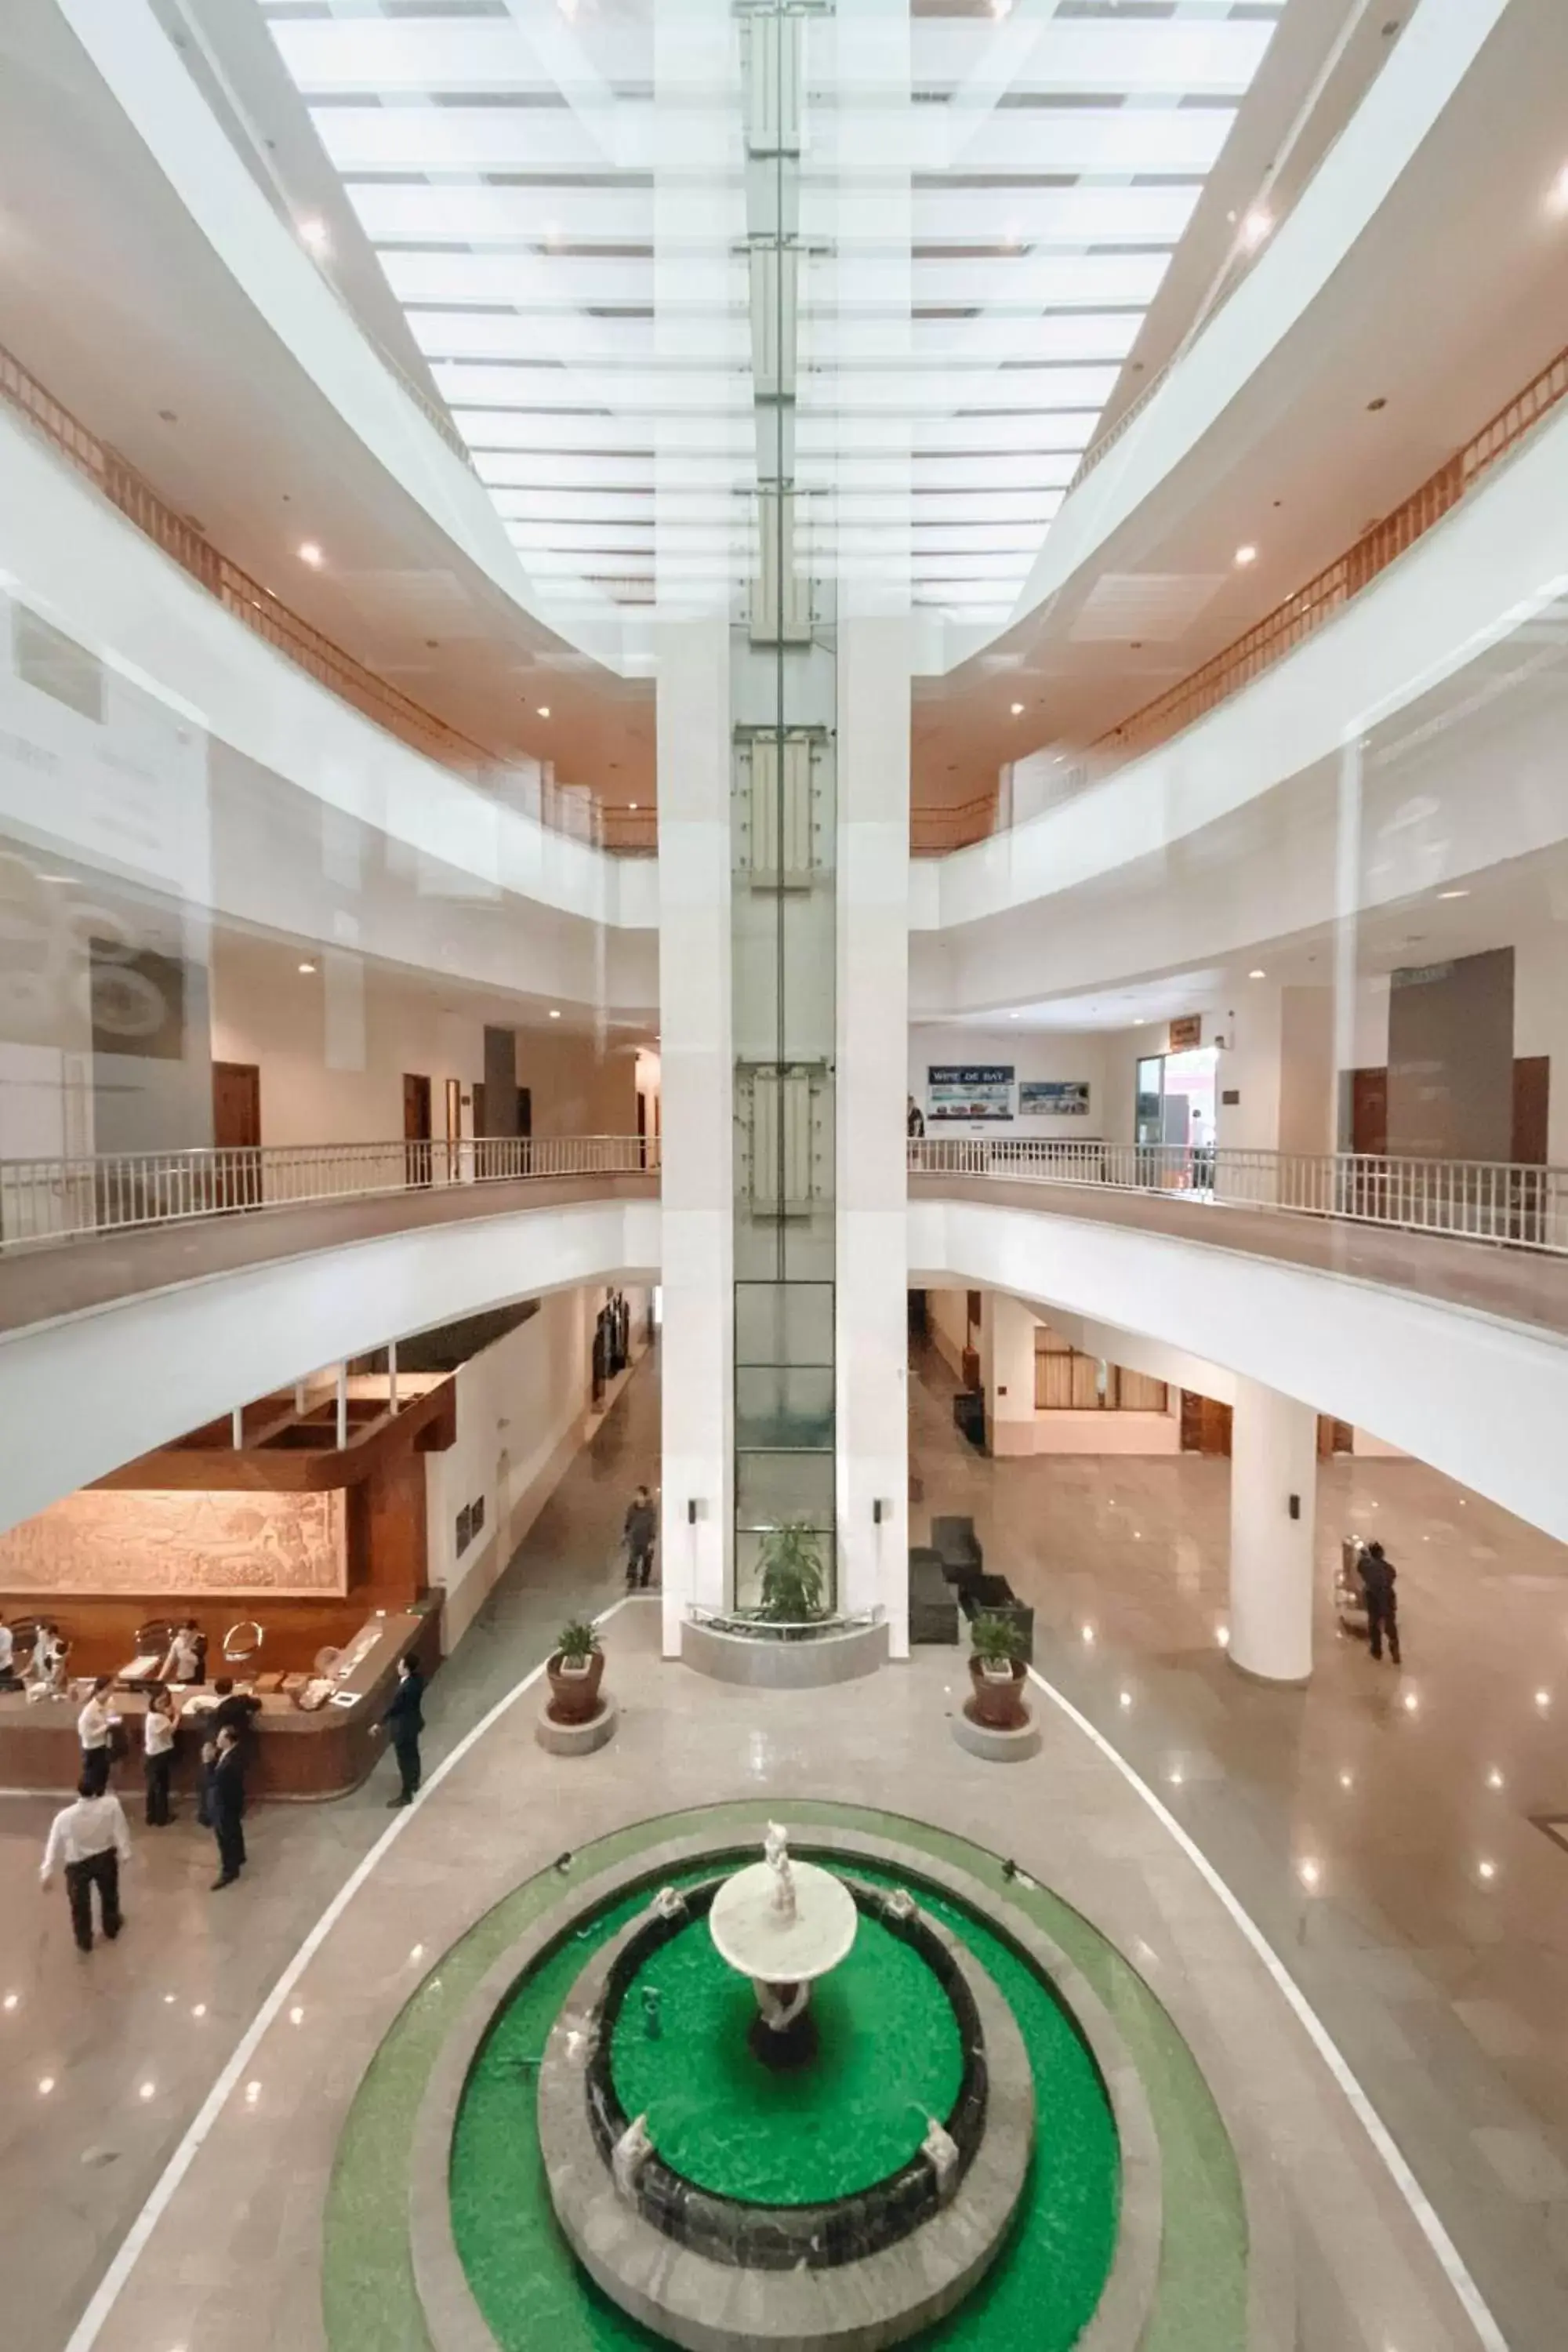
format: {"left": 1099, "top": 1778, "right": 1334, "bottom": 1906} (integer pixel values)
{"left": 0, "top": 1487, "right": 347, "bottom": 1597}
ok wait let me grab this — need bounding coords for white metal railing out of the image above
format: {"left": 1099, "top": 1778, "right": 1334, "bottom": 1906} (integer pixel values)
{"left": 908, "top": 1138, "right": 1568, "bottom": 1257}
{"left": 0, "top": 1135, "right": 658, "bottom": 1250}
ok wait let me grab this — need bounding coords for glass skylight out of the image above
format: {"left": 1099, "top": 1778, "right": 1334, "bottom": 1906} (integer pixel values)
{"left": 258, "top": 0, "right": 1283, "bottom": 628}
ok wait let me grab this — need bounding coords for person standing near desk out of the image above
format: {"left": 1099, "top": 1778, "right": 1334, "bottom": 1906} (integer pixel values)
{"left": 159, "top": 1619, "right": 206, "bottom": 1687}
{"left": 381, "top": 1653, "right": 426, "bottom": 1809}
{"left": 77, "top": 1676, "right": 119, "bottom": 1795}
{"left": 192, "top": 1679, "right": 261, "bottom": 1825}
{"left": 209, "top": 1725, "right": 248, "bottom": 1889}
{"left": 143, "top": 1686, "right": 177, "bottom": 1826}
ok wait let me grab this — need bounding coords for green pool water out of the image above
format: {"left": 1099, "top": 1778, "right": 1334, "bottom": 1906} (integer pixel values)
{"left": 608, "top": 1903, "right": 964, "bottom": 2204}
{"left": 450, "top": 1854, "right": 1120, "bottom": 2352}
{"left": 322, "top": 1800, "right": 1251, "bottom": 2352}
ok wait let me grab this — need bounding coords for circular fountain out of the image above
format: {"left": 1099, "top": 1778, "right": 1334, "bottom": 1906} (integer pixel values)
{"left": 534, "top": 1826, "right": 1034, "bottom": 2349}
{"left": 411, "top": 1823, "right": 1164, "bottom": 2352}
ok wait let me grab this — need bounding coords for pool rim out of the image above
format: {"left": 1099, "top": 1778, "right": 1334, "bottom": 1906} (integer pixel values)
{"left": 411, "top": 1825, "right": 1163, "bottom": 2352}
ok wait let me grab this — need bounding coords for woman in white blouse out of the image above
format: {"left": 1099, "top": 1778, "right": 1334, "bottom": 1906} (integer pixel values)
{"left": 143, "top": 1687, "right": 177, "bottom": 1826}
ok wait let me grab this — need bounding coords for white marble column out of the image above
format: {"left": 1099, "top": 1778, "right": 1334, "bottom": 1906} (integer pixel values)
{"left": 829, "top": 0, "right": 912, "bottom": 1655}
{"left": 980, "top": 1291, "right": 1037, "bottom": 1458}
{"left": 835, "top": 614, "right": 911, "bottom": 1652}
{"left": 657, "top": 617, "right": 734, "bottom": 1657}
{"left": 1229, "top": 1375, "right": 1317, "bottom": 1682}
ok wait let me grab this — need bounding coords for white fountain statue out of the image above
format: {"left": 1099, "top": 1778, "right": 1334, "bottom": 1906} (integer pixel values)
{"left": 709, "top": 1822, "right": 858, "bottom": 2042}
{"left": 764, "top": 1820, "right": 797, "bottom": 1921}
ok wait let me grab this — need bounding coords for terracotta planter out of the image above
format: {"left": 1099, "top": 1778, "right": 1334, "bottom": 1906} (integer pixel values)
{"left": 967, "top": 1656, "right": 1028, "bottom": 1733}
{"left": 546, "top": 1649, "right": 605, "bottom": 1726}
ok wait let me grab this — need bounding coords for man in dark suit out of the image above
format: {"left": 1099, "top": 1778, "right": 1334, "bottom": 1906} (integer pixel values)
{"left": 209, "top": 1725, "right": 248, "bottom": 1890}
{"left": 382, "top": 1653, "right": 426, "bottom": 1809}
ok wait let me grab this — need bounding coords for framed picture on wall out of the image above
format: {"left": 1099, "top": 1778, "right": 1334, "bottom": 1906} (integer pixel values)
{"left": 927, "top": 1065, "right": 1014, "bottom": 1122}
{"left": 1019, "top": 1080, "right": 1091, "bottom": 1116}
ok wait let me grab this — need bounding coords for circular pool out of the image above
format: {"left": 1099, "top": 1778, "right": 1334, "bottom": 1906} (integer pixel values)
{"left": 608, "top": 1887, "right": 967, "bottom": 2205}
{"left": 420, "top": 1834, "right": 1154, "bottom": 2352}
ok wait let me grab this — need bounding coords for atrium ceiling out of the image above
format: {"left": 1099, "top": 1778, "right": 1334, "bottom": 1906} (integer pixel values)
{"left": 252, "top": 0, "right": 1296, "bottom": 630}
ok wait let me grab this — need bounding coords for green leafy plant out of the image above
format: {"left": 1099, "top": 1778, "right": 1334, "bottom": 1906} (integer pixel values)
{"left": 971, "top": 1611, "right": 1026, "bottom": 1669}
{"left": 556, "top": 1617, "right": 602, "bottom": 1666}
{"left": 757, "top": 1522, "right": 827, "bottom": 1623}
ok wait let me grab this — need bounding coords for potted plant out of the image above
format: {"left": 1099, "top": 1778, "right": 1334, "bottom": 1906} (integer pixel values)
{"left": 967, "top": 1612, "right": 1029, "bottom": 1731}
{"left": 757, "top": 1522, "right": 826, "bottom": 1629}
{"left": 546, "top": 1618, "right": 605, "bottom": 1726}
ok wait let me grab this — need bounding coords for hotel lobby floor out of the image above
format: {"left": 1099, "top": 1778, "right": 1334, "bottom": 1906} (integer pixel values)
{"left": 9, "top": 1600, "right": 1490, "bottom": 2352}
{"left": 909, "top": 1346, "right": 1568, "bottom": 2352}
{"left": 3, "top": 1342, "right": 1565, "bottom": 2352}
{"left": 0, "top": 1359, "right": 659, "bottom": 2352}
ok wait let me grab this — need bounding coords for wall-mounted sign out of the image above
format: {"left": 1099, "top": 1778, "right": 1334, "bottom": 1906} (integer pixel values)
{"left": 927, "top": 1065, "right": 1014, "bottom": 1123}
{"left": 1167, "top": 1014, "right": 1203, "bottom": 1051}
{"left": 1019, "top": 1080, "right": 1091, "bottom": 1116}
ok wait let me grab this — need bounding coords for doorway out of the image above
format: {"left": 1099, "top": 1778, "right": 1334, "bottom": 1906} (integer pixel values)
{"left": 403, "top": 1072, "right": 432, "bottom": 1185}
{"left": 1135, "top": 1047, "right": 1219, "bottom": 1173}
{"left": 211, "top": 1060, "right": 261, "bottom": 1207}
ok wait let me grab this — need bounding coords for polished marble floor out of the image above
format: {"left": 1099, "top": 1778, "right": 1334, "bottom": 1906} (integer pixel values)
{"left": 0, "top": 1360, "right": 659, "bottom": 2352}
{"left": 5, "top": 1344, "right": 1567, "bottom": 2350}
{"left": 909, "top": 1345, "right": 1568, "bottom": 2351}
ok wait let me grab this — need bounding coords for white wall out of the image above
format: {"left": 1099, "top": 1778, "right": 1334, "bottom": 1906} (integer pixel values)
{"left": 207, "top": 936, "right": 637, "bottom": 1146}
{"left": 909, "top": 1025, "right": 1108, "bottom": 1136}
{"left": 0, "top": 419, "right": 658, "bottom": 995}
{"left": 426, "top": 1287, "right": 652, "bottom": 1650}
{"left": 912, "top": 394, "right": 1568, "bottom": 1023}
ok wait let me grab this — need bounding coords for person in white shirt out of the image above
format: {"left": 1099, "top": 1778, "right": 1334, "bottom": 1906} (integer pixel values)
{"left": 0, "top": 1614, "right": 16, "bottom": 1688}
{"left": 29, "top": 1624, "right": 66, "bottom": 1693}
{"left": 143, "top": 1686, "right": 177, "bottom": 1827}
{"left": 77, "top": 1676, "right": 119, "bottom": 1794}
{"left": 158, "top": 1620, "right": 206, "bottom": 1687}
{"left": 40, "top": 1777, "right": 132, "bottom": 1951}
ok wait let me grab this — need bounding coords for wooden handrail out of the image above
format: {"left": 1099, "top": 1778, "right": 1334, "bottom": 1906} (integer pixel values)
{"left": 1091, "top": 341, "right": 1568, "bottom": 764}
{"left": 0, "top": 340, "right": 655, "bottom": 855}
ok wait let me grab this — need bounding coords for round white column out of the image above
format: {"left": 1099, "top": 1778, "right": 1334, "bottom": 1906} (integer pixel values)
{"left": 1228, "top": 1377, "right": 1317, "bottom": 1683}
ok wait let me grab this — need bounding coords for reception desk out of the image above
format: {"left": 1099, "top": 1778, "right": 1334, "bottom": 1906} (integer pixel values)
{"left": 0, "top": 1603, "right": 440, "bottom": 1802}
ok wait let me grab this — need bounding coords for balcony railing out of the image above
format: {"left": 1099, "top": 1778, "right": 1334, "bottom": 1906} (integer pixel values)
{"left": 909, "top": 1137, "right": 1568, "bottom": 1258}
{"left": 0, "top": 1134, "right": 658, "bottom": 1251}
{"left": 914, "top": 338, "right": 1568, "bottom": 859}
{"left": 0, "top": 340, "right": 652, "bottom": 857}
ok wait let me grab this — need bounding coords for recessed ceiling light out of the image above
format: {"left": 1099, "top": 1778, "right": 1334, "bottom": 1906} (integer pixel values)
{"left": 1234, "top": 544, "right": 1258, "bottom": 568}
{"left": 1297, "top": 1858, "right": 1322, "bottom": 1890}
{"left": 297, "top": 542, "right": 323, "bottom": 568}
{"left": 1546, "top": 163, "right": 1568, "bottom": 219}
{"left": 1402, "top": 1690, "right": 1420, "bottom": 1713}
{"left": 1118, "top": 1690, "right": 1132, "bottom": 1709}
{"left": 38, "top": 2077, "right": 54, "bottom": 2096}
{"left": 1477, "top": 1858, "right": 1497, "bottom": 1882}
{"left": 548, "top": 1008, "right": 562, "bottom": 1020}
{"left": 537, "top": 706, "right": 551, "bottom": 719}
{"left": 1486, "top": 1767, "right": 1505, "bottom": 1789}
{"left": 139, "top": 2081, "right": 156, "bottom": 2101}
{"left": 298, "top": 216, "right": 330, "bottom": 255}
{"left": 1239, "top": 207, "right": 1272, "bottom": 252}
{"left": 1248, "top": 968, "right": 1266, "bottom": 980}
{"left": 1339, "top": 1770, "right": 1354, "bottom": 1790}
{"left": 1010, "top": 702, "right": 1024, "bottom": 716}
{"left": 298, "top": 961, "right": 317, "bottom": 975}
{"left": 1437, "top": 887, "right": 1468, "bottom": 901}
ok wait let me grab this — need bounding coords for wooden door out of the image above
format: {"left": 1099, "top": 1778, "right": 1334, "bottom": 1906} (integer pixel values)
{"left": 1349, "top": 1067, "right": 1388, "bottom": 1156}
{"left": 211, "top": 1061, "right": 260, "bottom": 1207}
{"left": 403, "top": 1073, "right": 432, "bottom": 1185}
{"left": 1512, "top": 1056, "right": 1549, "bottom": 1165}
{"left": 1180, "top": 1391, "right": 1232, "bottom": 1454}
